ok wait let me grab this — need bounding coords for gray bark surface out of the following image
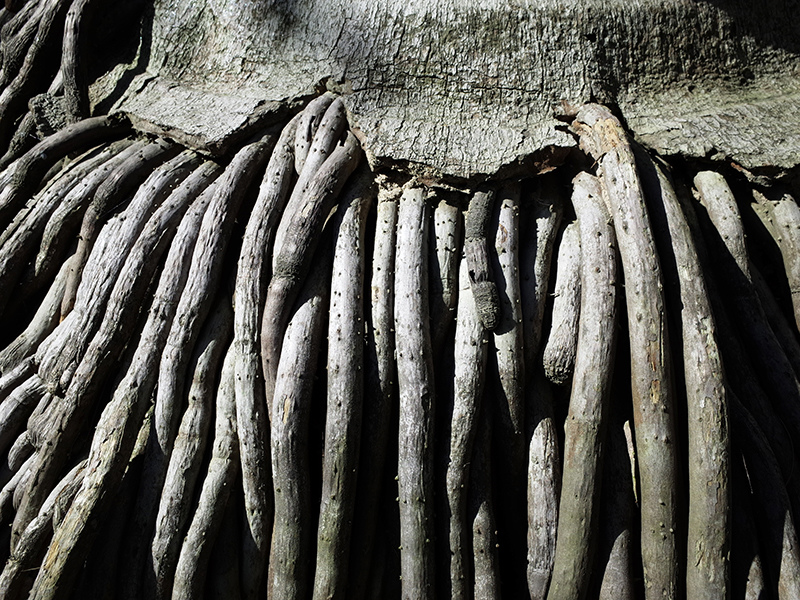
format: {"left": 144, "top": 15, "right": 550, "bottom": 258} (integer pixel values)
{"left": 94, "top": 1, "right": 800, "bottom": 178}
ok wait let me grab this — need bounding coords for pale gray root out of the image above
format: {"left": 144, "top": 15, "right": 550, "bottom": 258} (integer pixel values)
{"left": 31, "top": 174, "right": 218, "bottom": 600}
{"left": 261, "top": 130, "right": 361, "bottom": 418}
{"left": 114, "top": 181, "right": 219, "bottom": 600}
{"left": 469, "top": 405, "right": 500, "bottom": 600}
{"left": 0, "top": 356, "right": 33, "bottom": 401}
{"left": 0, "top": 140, "right": 109, "bottom": 251}
{"left": 274, "top": 96, "right": 348, "bottom": 262}
{"left": 520, "top": 174, "right": 563, "bottom": 372}
{"left": 347, "top": 183, "right": 398, "bottom": 600}
{"left": 445, "top": 256, "right": 488, "bottom": 600}
{"left": 573, "top": 104, "right": 679, "bottom": 600}
{"left": 0, "top": 374, "right": 45, "bottom": 460}
{"left": 0, "top": 245, "right": 69, "bottom": 374}
{"left": 597, "top": 416, "right": 636, "bottom": 600}
{"left": 149, "top": 298, "right": 232, "bottom": 599}
{"left": 73, "top": 407, "right": 153, "bottom": 600}
{"left": 730, "top": 394, "right": 800, "bottom": 600}
{"left": 638, "top": 150, "right": 729, "bottom": 600}
{"left": 547, "top": 171, "right": 618, "bottom": 600}
{"left": 522, "top": 183, "right": 563, "bottom": 592}
{"left": 0, "top": 113, "right": 129, "bottom": 231}
{"left": 59, "top": 137, "right": 178, "bottom": 318}
{"left": 25, "top": 392, "right": 53, "bottom": 452}
{"left": 750, "top": 188, "right": 800, "bottom": 333}
{"left": 36, "top": 145, "right": 194, "bottom": 393}
{"left": 172, "top": 347, "right": 239, "bottom": 600}
{"left": 0, "top": 0, "right": 46, "bottom": 92}
{"left": 231, "top": 116, "right": 298, "bottom": 600}
{"left": 23, "top": 307, "right": 222, "bottom": 599}
{"left": 269, "top": 248, "right": 332, "bottom": 600}
{"left": 489, "top": 181, "right": 526, "bottom": 537}
{"left": 10, "top": 152, "right": 206, "bottom": 549}
{"left": 394, "top": 186, "right": 436, "bottom": 600}
{"left": 0, "top": 459, "right": 85, "bottom": 600}
{"left": 294, "top": 93, "right": 335, "bottom": 174}
{"left": 0, "top": 450, "right": 33, "bottom": 524}
{"left": 526, "top": 374, "right": 561, "bottom": 600}
{"left": 61, "top": 0, "right": 94, "bottom": 122}
{"left": 693, "top": 171, "right": 800, "bottom": 457}
{"left": 312, "top": 168, "right": 373, "bottom": 600}
{"left": 542, "top": 221, "right": 581, "bottom": 386}
{"left": 7, "top": 431, "right": 33, "bottom": 473}
{"left": 34, "top": 140, "right": 139, "bottom": 285}
{"left": 464, "top": 189, "right": 499, "bottom": 331}
{"left": 0, "top": 0, "right": 69, "bottom": 147}
{"left": 137, "top": 138, "right": 272, "bottom": 600}
{"left": 428, "top": 193, "right": 462, "bottom": 354}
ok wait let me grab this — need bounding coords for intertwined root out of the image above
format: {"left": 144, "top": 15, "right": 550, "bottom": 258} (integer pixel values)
{"left": 0, "top": 95, "right": 798, "bottom": 600}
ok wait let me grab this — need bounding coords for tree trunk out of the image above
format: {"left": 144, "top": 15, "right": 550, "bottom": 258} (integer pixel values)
{"left": 0, "top": 1, "right": 797, "bottom": 598}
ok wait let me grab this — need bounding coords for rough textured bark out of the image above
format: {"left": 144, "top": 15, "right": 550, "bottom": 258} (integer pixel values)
{"left": 573, "top": 104, "right": 679, "bottom": 600}
{"left": 638, "top": 151, "right": 730, "bottom": 600}
{"left": 313, "top": 169, "right": 373, "bottom": 600}
{"left": 542, "top": 221, "right": 581, "bottom": 386}
{"left": 394, "top": 186, "right": 436, "bottom": 600}
{"left": 547, "top": 172, "right": 617, "bottom": 600}
{"left": 445, "top": 256, "right": 488, "bottom": 600}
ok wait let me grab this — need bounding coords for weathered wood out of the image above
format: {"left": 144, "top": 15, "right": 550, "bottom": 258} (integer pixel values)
{"left": 526, "top": 371, "right": 561, "bottom": 600}
{"left": 261, "top": 130, "right": 361, "bottom": 416}
{"left": 0, "top": 113, "right": 129, "bottom": 231}
{"left": 0, "top": 374, "right": 44, "bottom": 460}
{"left": 7, "top": 431, "right": 33, "bottom": 473}
{"left": 32, "top": 139, "right": 136, "bottom": 289}
{"left": 59, "top": 137, "right": 178, "bottom": 317}
{"left": 312, "top": 168, "right": 373, "bottom": 600}
{"left": 294, "top": 93, "right": 334, "bottom": 174}
{"left": 520, "top": 174, "right": 562, "bottom": 372}
{"left": 445, "top": 254, "right": 488, "bottom": 600}
{"left": 429, "top": 193, "right": 461, "bottom": 354}
{"left": 0, "top": 0, "right": 44, "bottom": 91}
{"left": 547, "top": 171, "right": 618, "bottom": 600}
{"left": 573, "top": 104, "right": 679, "bottom": 600}
{"left": 0, "top": 459, "right": 85, "bottom": 600}
{"left": 61, "top": 0, "right": 95, "bottom": 122}
{"left": 638, "top": 153, "right": 730, "bottom": 599}
{"left": 750, "top": 188, "right": 800, "bottom": 333}
{"left": 469, "top": 403, "right": 500, "bottom": 600}
{"left": 522, "top": 184, "right": 563, "bottom": 594}
{"left": 149, "top": 298, "right": 232, "bottom": 599}
{"left": 693, "top": 171, "right": 800, "bottom": 459}
{"left": 596, "top": 413, "right": 637, "bottom": 600}
{"left": 172, "top": 347, "right": 240, "bottom": 600}
{"left": 542, "top": 221, "right": 581, "bottom": 386}
{"left": 32, "top": 149, "right": 200, "bottom": 409}
{"left": 488, "top": 180, "right": 527, "bottom": 590}
{"left": 464, "top": 189, "right": 499, "bottom": 331}
{"left": 136, "top": 139, "right": 271, "bottom": 600}
{"left": 0, "top": 356, "right": 33, "bottom": 401}
{"left": 394, "top": 185, "right": 436, "bottom": 600}
{"left": 269, "top": 244, "right": 332, "bottom": 600}
{"left": 347, "top": 183, "right": 398, "bottom": 600}
{"left": 274, "top": 96, "right": 348, "bottom": 261}
{"left": 231, "top": 116, "right": 297, "bottom": 600}
{"left": 30, "top": 171, "right": 219, "bottom": 600}
{"left": 0, "top": 0, "right": 69, "bottom": 147}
